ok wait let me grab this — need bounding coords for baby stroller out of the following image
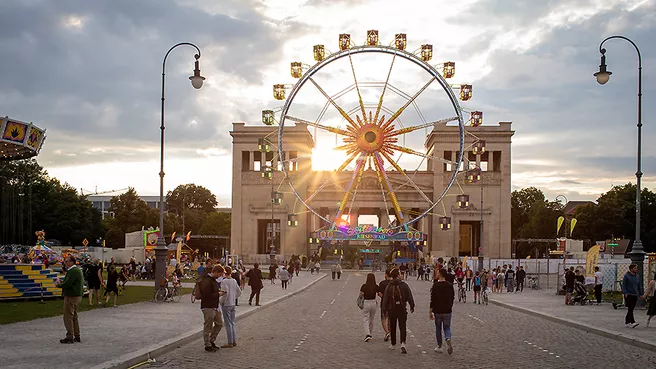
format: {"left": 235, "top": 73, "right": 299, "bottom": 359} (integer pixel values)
{"left": 569, "top": 281, "right": 589, "bottom": 305}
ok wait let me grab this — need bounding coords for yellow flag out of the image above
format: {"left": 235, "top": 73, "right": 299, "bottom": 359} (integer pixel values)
{"left": 176, "top": 241, "right": 183, "bottom": 262}
{"left": 557, "top": 216, "right": 565, "bottom": 233}
{"left": 463, "top": 256, "right": 469, "bottom": 268}
{"left": 186, "top": 231, "right": 192, "bottom": 242}
{"left": 585, "top": 245, "right": 600, "bottom": 277}
{"left": 526, "top": 255, "right": 531, "bottom": 259}
{"left": 570, "top": 218, "right": 577, "bottom": 236}
{"left": 170, "top": 232, "right": 176, "bottom": 243}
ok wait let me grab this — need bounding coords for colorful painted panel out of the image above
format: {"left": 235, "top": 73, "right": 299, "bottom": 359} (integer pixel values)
{"left": 2, "top": 120, "right": 27, "bottom": 143}
{"left": 26, "top": 127, "right": 42, "bottom": 149}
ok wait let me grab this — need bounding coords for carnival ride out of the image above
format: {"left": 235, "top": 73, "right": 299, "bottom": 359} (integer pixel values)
{"left": 0, "top": 116, "right": 46, "bottom": 161}
{"left": 260, "top": 31, "right": 486, "bottom": 257}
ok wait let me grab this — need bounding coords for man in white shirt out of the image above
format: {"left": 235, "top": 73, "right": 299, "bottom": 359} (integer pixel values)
{"left": 594, "top": 266, "right": 604, "bottom": 305}
{"left": 169, "top": 257, "right": 177, "bottom": 268}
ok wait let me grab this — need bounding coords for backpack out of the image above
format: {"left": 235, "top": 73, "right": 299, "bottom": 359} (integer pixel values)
{"left": 387, "top": 283, "right": 405, "bottom": 310}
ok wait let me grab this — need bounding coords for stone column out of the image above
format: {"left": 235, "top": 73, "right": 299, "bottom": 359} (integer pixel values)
{"left": 248, "top": 151, "right": 254, "bottom": 171}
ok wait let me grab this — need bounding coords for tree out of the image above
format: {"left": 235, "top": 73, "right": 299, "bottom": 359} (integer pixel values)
{"left": 199, "top": 212, "right": 231, "bottom": 235}
{"left": 166, "top": 184, "right": 217, "bottom": 214}
{"left": 575, "top": 183, "right": 655, "bottom": 252}
{"left": 511, "top": 187, "right": 561, "bottom": 239}
{"left": 106, "top": 188, "right": 158, "bottom": 248}
{"left": 0, "top": 159, "right": 104, "bottom": 246}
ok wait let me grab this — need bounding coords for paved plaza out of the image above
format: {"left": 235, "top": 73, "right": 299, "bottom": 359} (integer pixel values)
{"left": 149, "top": 272, "right": 656, "bottom": 368}
{"left": 3, "top": 271, "right": 656, "bottom": 368}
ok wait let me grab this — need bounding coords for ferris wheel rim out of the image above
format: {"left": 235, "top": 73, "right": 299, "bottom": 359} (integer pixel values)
{"left": 278, "top": 44, "right": 465, "bottom": 231}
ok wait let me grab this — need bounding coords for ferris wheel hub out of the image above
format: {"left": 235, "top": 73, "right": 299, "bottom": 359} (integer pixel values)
{"left": 355, "top": 123, "right": 385, "bottom": 153}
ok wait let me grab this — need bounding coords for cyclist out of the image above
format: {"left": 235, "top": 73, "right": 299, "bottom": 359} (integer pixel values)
{"left": 473, "top": 271, "right": 482, "bottom": 304}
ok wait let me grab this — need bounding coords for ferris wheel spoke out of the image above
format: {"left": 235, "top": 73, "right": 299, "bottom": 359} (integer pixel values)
{"left": 382, "top": 77, "right": 436, "bottom": 130}
{"left": 347, "top": 52, "right": 367, "bottom": 121}
{"left": 380, "top": 151, "right": 432, "bottom": 204}
{"left": 285, "top": 115, "right": 353, "bottom": 137}
{"left": 373, "top": 152, "right": 405, "bottom": 226}
{"left": 308, "top": 77, "right": 359, "bottom": 129}
{"left": 332, "top": 153, "right": 367, "bottom": 230}
{"left": 388, "top": 143, "right": 458, "bottom": 166}
{"left": 388, "top": 116, "right": 459, "bottom": 137}
{"left": 374, "top": 53, "right": 397, "bottom": 125}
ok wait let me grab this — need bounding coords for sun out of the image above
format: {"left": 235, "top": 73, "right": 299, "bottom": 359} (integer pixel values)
{"left": 311, "top": 144, "right": 347, "bottom": 171}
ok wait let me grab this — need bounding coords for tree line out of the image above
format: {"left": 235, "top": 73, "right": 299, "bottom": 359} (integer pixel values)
{"left": 512, "top": 184, "right": 655, "bottom": 254}
{"left": 0, "top": 159, "right": 229, "bottom": 247}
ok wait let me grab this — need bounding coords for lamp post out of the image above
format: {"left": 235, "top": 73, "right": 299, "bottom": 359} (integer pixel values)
{"left": 594, "top": 35, "right": 646, "bottom": 290}
{"left": 155, "top": 43, "right": 205, "bottom": 293}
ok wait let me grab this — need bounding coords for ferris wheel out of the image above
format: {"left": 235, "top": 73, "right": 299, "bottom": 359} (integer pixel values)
{"left": 261, "top": 31, "right": 486, "bottom": 242}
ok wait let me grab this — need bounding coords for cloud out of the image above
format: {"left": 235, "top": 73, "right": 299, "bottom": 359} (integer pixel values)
{"left": 2, "top": 0, "right": 655, "bottom": 205}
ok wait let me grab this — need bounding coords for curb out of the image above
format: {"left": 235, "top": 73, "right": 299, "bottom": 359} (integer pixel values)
{"left": 92, "top": 274, "right": 327, "bottom": 369}
{"left": 489, "top": 298, "right": 656, "bottom": 352}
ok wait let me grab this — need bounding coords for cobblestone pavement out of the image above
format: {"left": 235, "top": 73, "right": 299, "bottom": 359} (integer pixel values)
{"left": 149, "top": 272, "right": 656, "bottom": 368}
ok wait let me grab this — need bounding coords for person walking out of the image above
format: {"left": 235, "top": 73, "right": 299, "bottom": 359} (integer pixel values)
{"left": 86, "top": 258, "right": 102, "bottom": 306}
{"left": 220, "top": 266, "right": 241, "bottom": 348}
{"left": 336, "top": 263, "right": 343, "bottom": 280}
{"left": 56, "top": 255, "right": 84, "bottom": 344}
{"left": 642, "top": 272, "right": 656, "bottom": 327}
{"left": 378, "top": 270, "right": 392, "bottom": 342}
{"left": 246, "top": 263, "right": 263, "bottom": 306}
{"left": 464, "top": 266, "right": 473, "bottom": 291}
{"left": 104, "top": 265, "right": 119, "bottom": 307}
{"left": 472, "top": 271, "right": 482, "bottom": 304}
{"left": 269, "top": 263, "right": 277, "bottom": 284}
{"left": 505, "top": 264, "right": 515, "bottom": 293}
{"left": 516, "top": 266, "right": 526, "bottom": 292}
{"left": 594, "top": 266, "right": 603, "bottom": 305}
{"left": 199, "top": 265, "right": 224, "bottom": 352}
{"left": 565, "top": 267, "right": 575, "bottom": 305}
{"left": 279, "top": 266, "right": 290, "bottom": 289}
{"left": 382, "top": 268, "right": 415, "bottom": 354}
{"left": 417, "top": 264, "right": 425, "bottom": 281}
{"left": 359, "top": 273, "right": 378, "bottom": 342}
{"left": 331, "top": 263, "right": 337, "bottom": 280}
{"left": 622, "top": 264, "right": 641, "bottom": 328}
{"left": 430, "top": 268, "right": 454, "bottom": 355}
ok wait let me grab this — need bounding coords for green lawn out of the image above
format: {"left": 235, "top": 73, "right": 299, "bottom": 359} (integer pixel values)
{"left": 0, "top": 286, "right": 192, "bottom": 325}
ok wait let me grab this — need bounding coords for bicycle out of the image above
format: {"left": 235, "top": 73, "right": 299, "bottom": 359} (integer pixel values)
{"left": 481, "top": 287, "right": 489, "bottom": 305}
{"left": 457, "top": 281, "right": 466, "bottom": 303}
{"left": 155, "top": 281, "right": 182, "bottom": 303}
{"left": 527, "top": 275, "right": 539, "bottom": 290}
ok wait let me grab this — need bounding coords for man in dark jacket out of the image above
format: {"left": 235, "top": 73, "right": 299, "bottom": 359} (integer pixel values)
{"left": 430, "top": 268, "right": 455, "bottom": 354}
{"left": 200, "top": 265, "right": 225, "bottom": 352}
{"left": 246, "top": 263, "right": 263, "bottom": 306}
{"left": 516, "top": 266, "right": 526, "bottom": 292}
{"left": 382, "top": 268, "right": 415, "bottom": 354}
{"left": 56, "top": 255, "right": 84, "bottom": 343}
{"left": 622, "top": 264, "right": 642, "bottom": 328}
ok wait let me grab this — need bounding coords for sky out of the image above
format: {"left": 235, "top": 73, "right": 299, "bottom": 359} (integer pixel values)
{"left": 1, "top": 0, "right": 655, "bottom": 207}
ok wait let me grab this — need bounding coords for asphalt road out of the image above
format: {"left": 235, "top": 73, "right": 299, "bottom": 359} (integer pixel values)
{"left": 147, "top": 271, "right": 656, "bottom": 368}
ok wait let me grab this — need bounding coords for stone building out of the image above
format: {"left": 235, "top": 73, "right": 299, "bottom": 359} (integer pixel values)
{"left": 230, "top": 121, "right": 514, "bottom": 263}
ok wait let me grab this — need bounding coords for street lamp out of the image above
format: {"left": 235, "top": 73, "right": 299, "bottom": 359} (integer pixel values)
{"left": 594, "top": 35, "right": 645, "bottom": 289}
{"left": 155, "top": 43, "right": 205, "bottom": 293}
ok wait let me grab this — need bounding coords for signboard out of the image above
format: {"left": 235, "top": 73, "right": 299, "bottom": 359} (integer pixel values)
{"left": 82, "top": 238, "right": 89, "bottom": 247}
{"left": 318, "top": 224, "right": 423, "bottom": 242}
{"left": 359, "top": 249, "right": 381, "bottom": 253}
{"left": 143, "top": 229, "right": 160, "bottom": 247}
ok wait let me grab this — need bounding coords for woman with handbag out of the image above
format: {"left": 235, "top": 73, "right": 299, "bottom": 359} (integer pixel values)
{"left": 359, "top": 273, "right": 378, "bottom": 342}
{"left": 642, "top": 272, "right": 656, "bottom": 327}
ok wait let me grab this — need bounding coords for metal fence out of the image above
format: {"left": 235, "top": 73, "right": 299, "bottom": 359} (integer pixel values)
{"left": 459, "top": 257, "right": 645, "bottom": 292}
